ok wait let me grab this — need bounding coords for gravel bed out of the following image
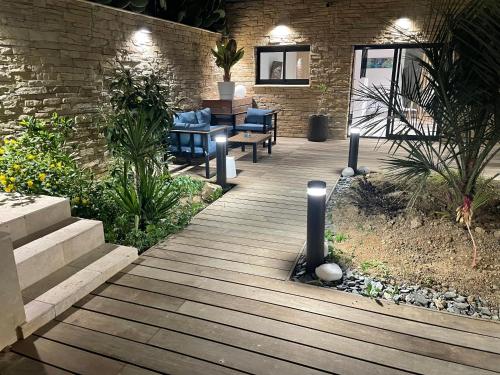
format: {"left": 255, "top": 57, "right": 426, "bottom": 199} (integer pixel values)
{"left": 292, "top": 255, "right": 498, "bottom": 320}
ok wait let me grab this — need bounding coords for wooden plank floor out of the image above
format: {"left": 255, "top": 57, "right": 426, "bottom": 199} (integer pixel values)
{"left": 2, "top": 138, "right": 500, "bottom": 375}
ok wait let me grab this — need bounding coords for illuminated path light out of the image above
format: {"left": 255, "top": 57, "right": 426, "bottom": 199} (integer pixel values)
{"left": 306, "top": 180, "right": 327, "bottom": 274}
{"left": 348, "top": 127, "right": 360, "bottom": 173}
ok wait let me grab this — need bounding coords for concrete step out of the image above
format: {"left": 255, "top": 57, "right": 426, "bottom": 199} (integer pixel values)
{"left": 0, "top": 194, "right": 71, "bottom": 243}
{"left": 19, "top": 243, "right": 138, "bottom": 338}
{"left": 14, "top": 219, "right": 105, "bottom": 290}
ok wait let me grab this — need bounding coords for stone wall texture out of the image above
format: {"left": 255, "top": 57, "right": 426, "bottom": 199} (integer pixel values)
{"left": 0, "top": 0, "right": 221, "bottom": 172}
{"left": 226, "top": 0, "right": 432, "bottom": 139}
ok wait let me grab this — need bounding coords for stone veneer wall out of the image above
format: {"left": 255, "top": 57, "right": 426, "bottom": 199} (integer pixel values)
{"left": 0, "top": 0, "right": 221, "bottom": 172}
{"left": 226, "top": 0, "right": 432, "bottom": 139}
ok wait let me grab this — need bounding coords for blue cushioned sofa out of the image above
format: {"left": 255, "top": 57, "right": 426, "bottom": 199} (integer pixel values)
{"left": 169, "top": 107, "right": 227, "bottom": 178}
{"left": 233, "top": 108, "right": 278, "bottom": 144}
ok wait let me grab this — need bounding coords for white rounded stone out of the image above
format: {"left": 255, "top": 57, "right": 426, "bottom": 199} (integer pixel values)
{"left": 341, "top": 167, "right": 355, "bottom": 177}
{"left": 315, "top": 263, "right": 343, "bottom": 282}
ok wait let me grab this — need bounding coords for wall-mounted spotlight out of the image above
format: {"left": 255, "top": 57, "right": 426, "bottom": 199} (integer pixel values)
{"left": 134, "top": 25, "right": 152, "bottom": 46}
{"left": 139, "top": 25, "right": 152, "bottom": 34}
{"left": 395, "top": 17, "right": 412, "bottom": 31}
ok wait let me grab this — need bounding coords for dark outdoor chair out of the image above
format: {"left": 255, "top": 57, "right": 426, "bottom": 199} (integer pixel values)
{"left": 233, "top": 108, "right": 278, "bottom": 144}
{"left": 169, "top": 108, "right": 227, "bottom": 178}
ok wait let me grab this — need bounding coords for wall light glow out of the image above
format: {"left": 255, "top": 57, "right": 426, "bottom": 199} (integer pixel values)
{"left": 134, "top": 26, "right": 152, "bottom": 46}
{"left": 139, "top": 26, "right": 152, "bottom": 34}
{"left": 270, "top": 25, "right": 291, "bottom": 39}
{"left": 395, "top": 17, "right": 412, "bottom": 30}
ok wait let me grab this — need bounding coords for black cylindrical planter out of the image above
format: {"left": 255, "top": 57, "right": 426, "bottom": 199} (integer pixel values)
{"left": 348, "top": 129, "right": 360, "bottom": 172}
{"left": 306, "top": 180, "right": 327, "bottom": 274}
{"left": 308, "top": 115, "right": 329, "bottom": 142}
{"left": 216, "top": 137, "right": 227, "bottom": 187}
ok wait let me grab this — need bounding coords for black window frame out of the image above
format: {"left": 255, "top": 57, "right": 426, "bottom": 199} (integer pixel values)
{"left": 255, "top": 45, "right": 310, "bottom": 85}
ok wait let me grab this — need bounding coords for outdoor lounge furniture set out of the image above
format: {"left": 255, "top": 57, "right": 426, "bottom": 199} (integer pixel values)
{"left": 170, "top": 106, "right": 278, "bottom": 177}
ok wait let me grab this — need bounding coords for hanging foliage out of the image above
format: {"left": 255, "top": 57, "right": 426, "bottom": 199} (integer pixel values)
{"left": 89, "top": 0, "right": 227, "bottom": 33}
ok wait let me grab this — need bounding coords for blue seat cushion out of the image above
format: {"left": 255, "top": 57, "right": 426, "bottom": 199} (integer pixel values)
{"left": 246, "top": 108, "right": 272, "bottom": 125}
{"left": 171, "top": 123, "right": 210, "bottom": 147}
{"left": 195, "top": 107, "right": 212, "bottom": 125}
{"left": 234, "top": 123, "right": 273, "bottom": 132}
{"left": 169, "top": 141, "right": 216, "bottom": 156}
{"left": 175, "top": 111, "right": 198, "bottom": 124}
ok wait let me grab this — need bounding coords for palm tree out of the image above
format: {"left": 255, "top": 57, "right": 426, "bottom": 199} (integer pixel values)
{"left": 353, "top": 0, "right": 499, "bottom": 267}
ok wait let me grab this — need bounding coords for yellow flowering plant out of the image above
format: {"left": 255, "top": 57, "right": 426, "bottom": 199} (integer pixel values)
{"left": 0, "top": 113, "right": 91, "bottom": 200}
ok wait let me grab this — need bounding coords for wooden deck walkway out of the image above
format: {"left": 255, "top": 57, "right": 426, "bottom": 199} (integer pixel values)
{"left": 2, "top": 138, "right": 500, "bottom": 375}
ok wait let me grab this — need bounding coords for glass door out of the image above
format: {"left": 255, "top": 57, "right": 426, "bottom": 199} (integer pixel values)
{"left": 349, "top": 47, "right": 396, "bottom": 137}
{"left": 349, "top": 45, "right": 437, "bottom": 139}
{"left": 388, "top": 47, "right": 437, "bottom": 138}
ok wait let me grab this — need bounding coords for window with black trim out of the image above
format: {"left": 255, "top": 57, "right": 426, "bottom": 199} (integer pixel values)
{"left": 256, "top": 45, "right": 310, "bottom": 85}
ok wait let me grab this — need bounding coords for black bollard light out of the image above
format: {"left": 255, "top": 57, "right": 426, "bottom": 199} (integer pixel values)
{"left": 348, "top": 127, "right": 360, "bottom": 173}
{"left": 215, "top": 135, "right": 227, "bottom": 187}
{"left": 306, "top": 180, "right": 327, "bottom": 274}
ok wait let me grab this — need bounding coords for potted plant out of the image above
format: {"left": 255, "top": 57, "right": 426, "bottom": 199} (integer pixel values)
{"left": 211, "top": 38, "right": 244, "bottom": 100}
{"left": 308, "top": 83, "right": 329, "bottom": 141}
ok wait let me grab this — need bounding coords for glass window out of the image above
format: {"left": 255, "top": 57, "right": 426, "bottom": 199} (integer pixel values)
{"left": 259, "top": 52, "right": 284, "bottom": 80}
{"left": 256, "top": 45, "right": 310, "bottom": 85}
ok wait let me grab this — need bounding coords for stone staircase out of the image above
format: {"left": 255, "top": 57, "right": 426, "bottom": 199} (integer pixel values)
{"left": 0, "top": 193, "right": 138, "bottom": 343}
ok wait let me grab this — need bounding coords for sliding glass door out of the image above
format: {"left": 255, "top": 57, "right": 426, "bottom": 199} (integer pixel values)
{"left": 349, "top": 44, "right": 438, "bottom": 139}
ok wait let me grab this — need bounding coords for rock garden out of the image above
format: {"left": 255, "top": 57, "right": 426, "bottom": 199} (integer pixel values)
{"left": 293, "top": 173, "right": 500, "bottom": 320}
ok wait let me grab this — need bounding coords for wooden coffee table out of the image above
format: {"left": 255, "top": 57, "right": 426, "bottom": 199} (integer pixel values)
{"left": 228, "top": 132, "right": 272, "bottom": 163}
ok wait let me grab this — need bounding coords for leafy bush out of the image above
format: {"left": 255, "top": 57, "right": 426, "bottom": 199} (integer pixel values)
{"left": 170, "top": 175, "right": 205, "bottom": 197}
{"left": 75, "top": 174, "right": 209, "bottom": 253}
{"left": 107, "top": 61, "right": 179, "bottom": 128}
{"left": 0, "top": 114, "right": 91, "bottom": 201}
{"left": 0, "top": 109, "right": 219, "bottom": 254}
{"left": 101, "top": 62, "right": 184, "bottom": 235}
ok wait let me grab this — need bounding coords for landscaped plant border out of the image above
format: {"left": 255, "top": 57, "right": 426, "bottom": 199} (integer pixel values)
{"left": 291, "top": 174, "right": 499, "bottom": 321}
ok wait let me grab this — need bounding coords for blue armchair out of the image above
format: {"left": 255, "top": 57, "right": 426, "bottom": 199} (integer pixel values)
{"left": 169, "top": 108, "right": 227, "bottom": 178}
{"left": 233, "top": 108, "right": 278, "bottom": 144}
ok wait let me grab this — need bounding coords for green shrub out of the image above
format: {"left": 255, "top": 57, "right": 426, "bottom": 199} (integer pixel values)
{"left": 75, "top": 174, "right": 212, "bottom": 253}
{"left": 0, "top": 114, "right": 91, "bottom": 202}
{"left": 170, "top": 175, "right": 205, "bottom": 197}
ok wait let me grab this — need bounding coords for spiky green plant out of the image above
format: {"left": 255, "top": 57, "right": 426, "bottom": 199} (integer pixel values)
{"left": 211, "top": 38, "right": 245, "bottom": 82}
{"left": 353, "top": 0, "right": 499, "bottom": 267}
{"left": 106, "top": 109, "right": 167, "bottom": 172}
{"left": 111, "top": 164, "right": 179, "bottom": 230}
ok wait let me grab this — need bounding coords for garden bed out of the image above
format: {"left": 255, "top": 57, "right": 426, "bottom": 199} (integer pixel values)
{"left": 293, "top": 173, "right": 500, "bottom": 320}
